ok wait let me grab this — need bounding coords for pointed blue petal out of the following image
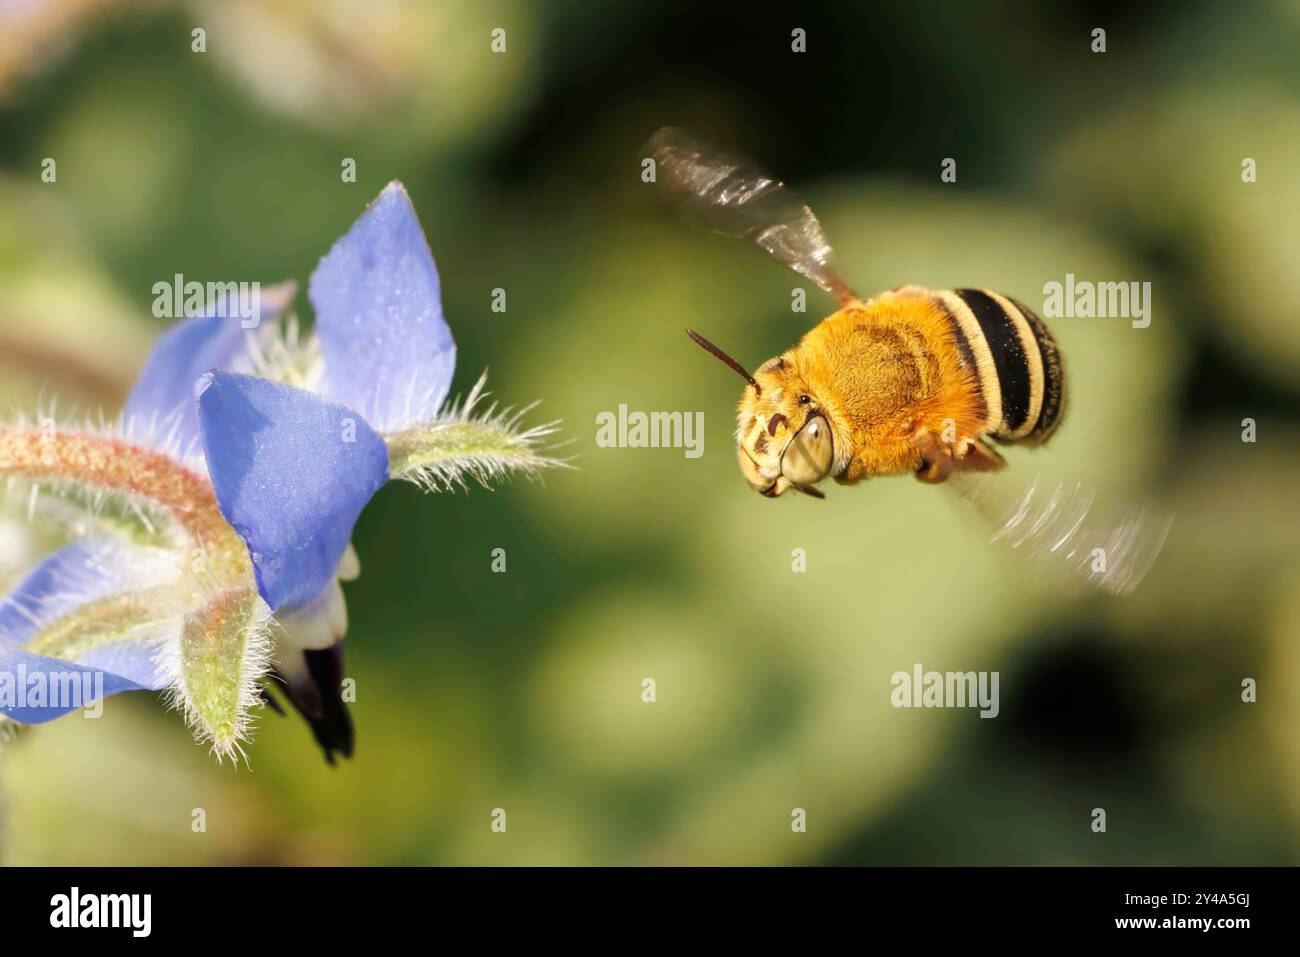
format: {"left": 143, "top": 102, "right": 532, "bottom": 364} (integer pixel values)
{"left": 196, "top": 372, "right": 389, "bottom": 612}
{"left": 308, "top": 182, "right": 456, "bottom": 432}
{"left": 0, "top": 539, "right": 174, "bottom": 690}
{"left": 123, "top": 281, "right": 296, "bottom": 455}
{"left": 0, "top": 643, "right": 146, "bottom": 723}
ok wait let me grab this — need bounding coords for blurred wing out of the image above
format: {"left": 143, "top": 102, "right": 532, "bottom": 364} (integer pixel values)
{"left": 646, "top": 126, "right": 857, "bottom": 304}
{"left": 949, "top": 471, "right": 1173, "bottom": 596}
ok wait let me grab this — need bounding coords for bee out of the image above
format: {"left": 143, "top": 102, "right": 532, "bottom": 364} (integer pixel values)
{"left": 650, "top": 127, "right": 1063, "bottom": 499}
{"left": 650, "top": 127, "right": 1169, "bottom": 593}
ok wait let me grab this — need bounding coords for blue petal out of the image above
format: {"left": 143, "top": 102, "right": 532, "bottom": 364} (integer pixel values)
{"left": 123, "top": 281, "right": 296, "bottom": 454}
{"left": 196, "top": 372, "right": 389, "bottom": 612}
{"left": 308, "top": 181, "right": 456, "bottom": 432}
{"left": 0, "top": 539, "right": 173, "bottom": 690}
{"left": 0, "top": 643, "right": 144, "bottom": 723}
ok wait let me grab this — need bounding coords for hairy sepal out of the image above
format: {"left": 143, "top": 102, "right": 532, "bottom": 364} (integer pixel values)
{"left": 383, "top": 372, "right": 568, "bottom": 493}
{"left": 164, "top": 587, "right": 272, "bottom": 764}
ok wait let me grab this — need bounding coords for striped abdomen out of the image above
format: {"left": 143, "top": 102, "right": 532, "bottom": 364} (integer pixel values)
{"left": 935, "top": 288, "right": 1065, "bottom": 445}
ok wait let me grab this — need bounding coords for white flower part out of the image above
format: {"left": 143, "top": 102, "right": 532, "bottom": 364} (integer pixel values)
{"left": 248, "top": 313, "right": 326, "bottom": 393}
{"left": 270, "top": 544, "right": 358, "bottom": 656}
{"left": 337, "top": 542, "right": 360, "bottom": 582}
{"left": 275, "top": 577, "right": 348, "bottom": 653}
{"left": 0, "top": 518, "right": 35, "bottom": 577}
{"left": 275, "top": 644, "right": 309, "bottom": 684}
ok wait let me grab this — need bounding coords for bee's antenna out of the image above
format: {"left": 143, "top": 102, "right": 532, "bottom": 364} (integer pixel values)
{"left": 685, "top": 329, "right": 760, "bottom": 393}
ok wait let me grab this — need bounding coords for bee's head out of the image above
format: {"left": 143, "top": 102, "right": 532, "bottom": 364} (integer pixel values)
{"left": 687, "top": 330, "right": 834, "bottom": 499}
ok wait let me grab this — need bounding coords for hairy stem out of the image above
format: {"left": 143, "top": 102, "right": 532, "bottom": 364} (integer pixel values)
{"left": 0, "top": 428, "right": 248, "bottom": 580}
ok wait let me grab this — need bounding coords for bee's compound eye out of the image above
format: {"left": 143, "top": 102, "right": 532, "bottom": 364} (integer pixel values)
{"left": 781, "top": 415, "right": 833, "bottom": 486}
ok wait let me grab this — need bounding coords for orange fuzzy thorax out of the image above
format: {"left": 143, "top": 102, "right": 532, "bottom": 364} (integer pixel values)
{"left": 794, "top": 298, "right": 987, "bottom": 481}
{"left": 733, "top": 294, "right": 992, "bottom": 494}
{"left": 0, "top": 427, "right": 249, "bottom": 578}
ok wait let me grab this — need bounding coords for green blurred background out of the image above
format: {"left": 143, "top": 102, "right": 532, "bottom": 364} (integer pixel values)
{"left": 1, "top": 0, "right": 1299, "bottom": 865}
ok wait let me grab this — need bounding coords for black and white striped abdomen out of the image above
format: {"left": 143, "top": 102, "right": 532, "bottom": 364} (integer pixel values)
{"left": 935, "top": 288, "right": 1065, "bottom": 445}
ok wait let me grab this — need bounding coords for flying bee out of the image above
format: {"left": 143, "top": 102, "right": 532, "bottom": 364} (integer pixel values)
{"left": 650, "top": 127, "right": 1063, "bottom": 499}
{"left": 650, "top": 127, "right": 1170, "bottom": 593}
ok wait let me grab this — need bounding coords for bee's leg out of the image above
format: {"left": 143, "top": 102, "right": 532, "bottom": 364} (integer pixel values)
{"left": 832, "top": 457, "right": 870, "bottom": 486}
{"left": 916, "top": 455, "right": 954, "bottom": 484}
{"left": 912, "top": 427, "right": 956, "bottom": 484}
{"left": 954, "top": 437, "right": 1005, "bottom": 472}
{"left": 911, "top": 430, "right": 1004, "bottom": 484}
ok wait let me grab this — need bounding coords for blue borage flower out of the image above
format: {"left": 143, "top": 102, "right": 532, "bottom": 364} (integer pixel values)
{"left": 0, "top": 182, "right": 565, "bottom": 762}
